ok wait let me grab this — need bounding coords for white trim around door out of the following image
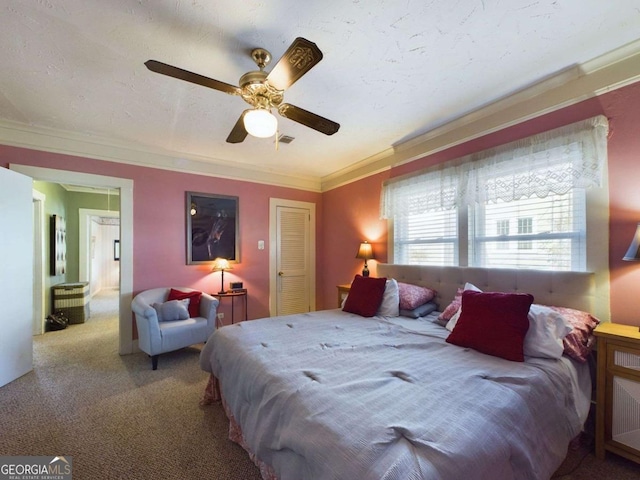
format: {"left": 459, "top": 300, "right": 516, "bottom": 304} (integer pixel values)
{"left": 32, "top": 189, "right": 46, "bottom": 335}
{"left": 10, "top": 164, "right": 134, "bottom": 355}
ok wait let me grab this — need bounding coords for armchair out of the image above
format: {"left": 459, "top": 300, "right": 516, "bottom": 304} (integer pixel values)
{"left": 131, "top": 287, "right": 219, "bottom": 370}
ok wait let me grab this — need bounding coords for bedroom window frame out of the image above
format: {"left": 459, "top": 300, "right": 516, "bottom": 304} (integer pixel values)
{"left": 469, "top": 191, "right": 586, "bottom": 270}
{"left": 393, "top": 206, "right": 459, "bottom": 266}
{"left": 382, "top": 116, "right": 609, "bottom": 273}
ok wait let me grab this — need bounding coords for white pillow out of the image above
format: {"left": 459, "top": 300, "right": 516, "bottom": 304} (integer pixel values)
{"left": 446, "top": 282, "right": 482, "bottom": 332}
{"left": 524, "top": 304, "right": 573, "bottom": 359}
{"left": 377, "top": 278, "right": 400, "bottom": 317}
{"left": 153, "top": 299, "right": 190, "bottom": 322}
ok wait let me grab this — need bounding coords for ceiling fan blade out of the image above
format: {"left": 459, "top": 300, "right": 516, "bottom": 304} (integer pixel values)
{"left": 145, "top": 60, "right": 241, "bottom": 96}
{"left": 278, "top": 104, "right": 340, "bottom": 136}
{"left": 226, "top": 112, "right": 249, "bottom": 143}
{"left": 266, "top": 38, "right": 323, "bottom": 91}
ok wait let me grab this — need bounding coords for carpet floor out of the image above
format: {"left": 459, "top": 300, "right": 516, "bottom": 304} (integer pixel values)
{"left": 1, "top": 289, "right": 639, "bottom": 479}
{"left": 0, "top": 289, "right": 261, "bottom": 480}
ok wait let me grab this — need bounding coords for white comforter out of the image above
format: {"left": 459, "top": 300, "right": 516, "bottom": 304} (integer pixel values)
{"left": 200, "top": 309, "right": 589, "bottom": 480}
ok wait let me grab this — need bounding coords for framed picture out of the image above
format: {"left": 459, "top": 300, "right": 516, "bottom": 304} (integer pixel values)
{"left": 187, "top": 192, "right": 239, "bottom": 265}
{"left": 50, "top": 214, "right": 66, "bottom": 276}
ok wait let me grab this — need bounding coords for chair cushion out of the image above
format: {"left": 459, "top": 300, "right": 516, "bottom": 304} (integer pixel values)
{"left": 153, "top": 299, "right": 190, "bottom": 322}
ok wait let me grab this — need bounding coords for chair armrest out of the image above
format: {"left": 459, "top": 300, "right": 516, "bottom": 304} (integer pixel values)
{"left": 200, "top": 294, "right": 220, "bottom": 326}
{"left": 131, "top": 300, "right": 155, "bottom": 319}
{"left": 131, "top": 293, "right": 162, "bottom": 354}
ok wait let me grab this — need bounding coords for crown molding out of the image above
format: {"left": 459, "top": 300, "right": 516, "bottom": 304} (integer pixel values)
{"left": 320, "top": 39, "right": 640, "bottom": 192}
{"left": 60, "top": 184, "right": 120, "bottom": 195}
{"left": 3, "top": 39, "right": 640, "bottom": 195}
{"left": 0, "top": 120, "right": 322, "bottom": 192}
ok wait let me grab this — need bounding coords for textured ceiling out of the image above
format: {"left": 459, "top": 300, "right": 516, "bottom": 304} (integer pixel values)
{"left": 2, "top": 1, "right": 640, "bottom": 188}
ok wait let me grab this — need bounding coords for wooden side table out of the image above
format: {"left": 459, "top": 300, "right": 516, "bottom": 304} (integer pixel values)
{"left": 214, "top": 290, "right": 248, "bottom": 325}
{"left": 594, "top": 322, "right": 640, "bottom": 465}
{"left": 336, "top": 284, "right": 351, "bottom": 308}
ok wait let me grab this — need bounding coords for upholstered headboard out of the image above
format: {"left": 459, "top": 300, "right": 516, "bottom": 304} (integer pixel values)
{"left": 377, "top": 264, "right": 595, "bottom": 314}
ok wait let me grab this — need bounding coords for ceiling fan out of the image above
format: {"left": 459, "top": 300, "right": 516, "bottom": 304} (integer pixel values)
{"left": 145, "top": 37, "right": 340, "bottom": 143}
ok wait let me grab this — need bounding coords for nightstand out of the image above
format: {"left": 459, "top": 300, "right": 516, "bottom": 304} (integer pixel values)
{"left": 213, "top": 290, "right": 248, "bottom": 325}
{"left": 336, "top": 284, "right": 351, "bottom": 308}
{"left": 594, "top": 322, "right": 640, "bottom": 464}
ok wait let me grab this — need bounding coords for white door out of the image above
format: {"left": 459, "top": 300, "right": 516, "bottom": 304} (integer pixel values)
{"left": 0, "top": 168, "right": 34, "bottom": 387}
{"left": 270, "top": 199, "right": 316, "bottom": 316}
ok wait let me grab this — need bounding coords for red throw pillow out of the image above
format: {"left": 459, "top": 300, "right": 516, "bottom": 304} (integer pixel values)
{"left": 167, "top": 289, "right": 202, "bottom": 318}
{"left": 446, "top": 290, "right": 534, "bottom": 362}
{"left": 342, "top": 275, "right": 387, "bottom": 317}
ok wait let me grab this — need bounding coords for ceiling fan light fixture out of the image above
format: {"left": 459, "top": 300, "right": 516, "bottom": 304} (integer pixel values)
{"left": 244, "top": 108, "right": 277, "bottom": 138}
{"left": 145, "top": 38, "right": 339, "bottom": 144}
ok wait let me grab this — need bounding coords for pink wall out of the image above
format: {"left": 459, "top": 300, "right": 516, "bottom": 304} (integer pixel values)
{"left": 5, "top": 80, "right": 640, "bottom": 326}
{"left": 321, "top": 172, "right": 389, "bottom": 307}
{"left": 0, "top": 146, "right": 322, "bottom": 321}
{"left": 322, "top": 81, "right": 640, "bottom": 326}
{"left": 603, "top": 85, "right": 640, "bottom": 326}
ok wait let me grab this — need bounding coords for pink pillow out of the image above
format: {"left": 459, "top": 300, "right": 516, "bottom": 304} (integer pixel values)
{"left": 549, "top": 306, "right": 600, "bottom": 362}
{"left": 168, "top": 289, "right": 202, "bottom": 318}
{"left": 438, "top": 287, "right": 463, "bottom": 322}
{"left": 398, "top": 282, "right": 436, "bottom": 310}
{"left": 343, "top": 275, "right": 387, "bottom": 317}
{"left": 446, "top": 290, "right": 534, "bottom": 362}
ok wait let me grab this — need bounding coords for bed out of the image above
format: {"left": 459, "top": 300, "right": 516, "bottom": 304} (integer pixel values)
{"left": 199, "top": 264, "right": 599, "bottom": 480}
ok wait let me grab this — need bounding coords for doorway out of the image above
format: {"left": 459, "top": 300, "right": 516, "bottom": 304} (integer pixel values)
{"left": 10, "top": 164, "right": 134, "bottom": 355}
{"left": 82, "top": 210, "right": 120, "bottom": 321}
{"left": 79, "top": 209, "right": 120, "bottom": 297}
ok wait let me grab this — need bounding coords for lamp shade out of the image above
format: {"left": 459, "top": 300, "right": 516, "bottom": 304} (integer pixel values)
{"left": 356, "top": 241, "right": 374, "bottom": 277}
{"left": 623, "top": 223, "right": 640, "bottom": 261}
{"left": 243, "top": 109, "right": 277, "bottom": 138}
{"left": 212, "top": 257, "right": 233, "bottom": 272}
{"left": 356, "top": 241, "right": 374, "bottom": 260}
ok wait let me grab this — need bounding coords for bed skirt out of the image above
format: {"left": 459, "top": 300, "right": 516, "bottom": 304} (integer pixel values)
{"left": 201, "top": 374, "right": 278, "bottom": 480}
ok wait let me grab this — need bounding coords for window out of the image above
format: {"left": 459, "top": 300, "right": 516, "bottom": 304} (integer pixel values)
{"left": 394, "top": 207, "right": 458, "bottom": 265}
{"left": 517, "top": 217, "right": 533, "bottom": 250}
{"left": 496, "top": 219, "right": 510, "bottom": 236}
{"left": 381, "top": 116, "right": 608, "bottom": 271}
{"left": 495, "top": 219, "right": 510, "bottom": 250}
{"left": 470, "top": 187, "right": 585, "bottom": 270}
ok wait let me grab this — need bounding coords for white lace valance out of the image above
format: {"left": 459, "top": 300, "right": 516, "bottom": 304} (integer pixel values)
{"left": 381, "top": 115, "right": 609, "bottom": 219}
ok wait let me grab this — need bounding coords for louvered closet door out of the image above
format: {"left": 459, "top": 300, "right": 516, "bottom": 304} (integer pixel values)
{"left": 276, "top": 206, "right": 310, "bottom": 316}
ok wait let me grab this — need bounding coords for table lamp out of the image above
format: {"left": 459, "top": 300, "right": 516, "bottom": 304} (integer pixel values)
{"left": 623, "top": 223, "right": 640, "bottom": 332}
{"left": 623, "top": 223, "right": 640, "bottom": 261}
{"left": 212, "top": 257, "right": 233, "bottom": 294}
{"left": 356, "top": 241, "right": 374, "bottom": 277}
